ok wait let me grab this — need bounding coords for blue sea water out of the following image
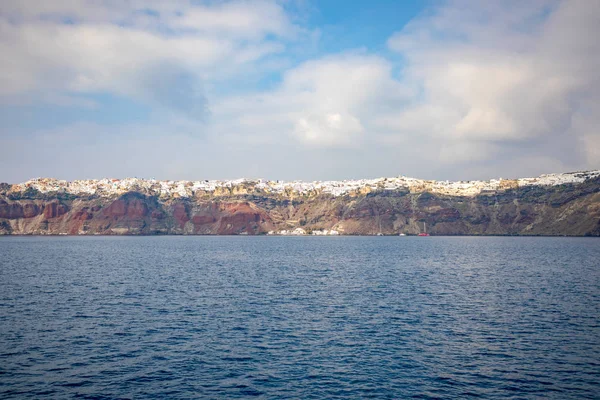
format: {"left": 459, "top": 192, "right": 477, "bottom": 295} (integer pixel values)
{"left": 0, "top": 236, "right": 599, "bottom": 399}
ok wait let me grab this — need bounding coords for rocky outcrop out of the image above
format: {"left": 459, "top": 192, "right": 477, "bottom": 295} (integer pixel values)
{"left": 43, "top": 201, "right": 68, "bottom": 219}
{"left": 0, "top": 172, "right": 599, "bottom": 236}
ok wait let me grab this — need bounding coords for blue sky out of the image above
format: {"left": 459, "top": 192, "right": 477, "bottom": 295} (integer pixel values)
{"left": 304, "top": 1, "right": 427, "bottom": 53}
{"left": 0, "top": 0, "right": 599, "bottom": 183}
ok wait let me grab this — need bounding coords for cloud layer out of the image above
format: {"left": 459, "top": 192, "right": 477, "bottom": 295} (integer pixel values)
{"left": 0, "top": 0, "right": 295, "bottom": 114}
{"left": 1, "top": 0, "right": 599, "bottom": 182}
{"left": 386, "top": 0, "right": 600, "bottom": 169}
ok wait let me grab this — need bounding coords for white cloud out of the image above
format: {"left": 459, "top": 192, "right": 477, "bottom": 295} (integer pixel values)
{"left": 200, "top": 0, "right": 599, "bottom": 177}
{"left": 1, "top": 0, "right": 599, "bottom": 182}
{"left": 294, "top": 112, "right": 364, "bottom": 147}
{"left": 0, "top": 0, "right": 295, "bottom": 36}
{"left": 210, "top": 53, "right": 410, "bottom": 147}
{"left": 0, "top": 0, "right": 297, "bottom": 116}
{"left": 175, "top": 1, "right": 296, "bottom": 39}
{"left": 382, "top": 0, "right": 600, "bottom": 171}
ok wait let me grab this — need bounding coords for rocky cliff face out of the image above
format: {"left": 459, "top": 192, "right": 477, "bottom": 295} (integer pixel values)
{"left": 1, "top": 172, "right": 599, "bottom": 236}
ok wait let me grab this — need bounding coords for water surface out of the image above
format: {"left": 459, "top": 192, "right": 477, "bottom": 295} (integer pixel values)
{"left": 1, "top": 236, "right": 599, "bottom": 398}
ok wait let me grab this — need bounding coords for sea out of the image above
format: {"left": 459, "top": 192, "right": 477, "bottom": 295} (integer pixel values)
{"left": 1, "top": 236, "right": 599, "bottom": 399}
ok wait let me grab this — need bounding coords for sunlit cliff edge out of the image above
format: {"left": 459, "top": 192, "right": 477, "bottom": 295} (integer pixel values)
{"left": 1, "top": 171, "right": 599, "bottom": 236}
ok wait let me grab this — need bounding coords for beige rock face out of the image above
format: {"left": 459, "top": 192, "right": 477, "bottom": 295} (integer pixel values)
{"left": 1, "top": 173, "right": 599, "bottom": 236}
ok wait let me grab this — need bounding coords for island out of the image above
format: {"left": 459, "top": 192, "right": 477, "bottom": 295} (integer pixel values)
{"left": 1, "top": 171, "right": 599, "bottom": 236}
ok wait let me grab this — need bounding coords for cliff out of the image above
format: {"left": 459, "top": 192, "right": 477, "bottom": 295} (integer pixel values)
{"left": 1, "top": 171, "right": 599, "bottom": 236}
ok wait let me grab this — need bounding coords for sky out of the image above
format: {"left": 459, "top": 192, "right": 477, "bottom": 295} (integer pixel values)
{"left": 1, "top": 0, "right": 599, "bottom": 183}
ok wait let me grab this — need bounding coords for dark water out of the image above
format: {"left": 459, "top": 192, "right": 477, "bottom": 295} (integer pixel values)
{"left": 1, "top": 236, "right": 599, "bottom": 399}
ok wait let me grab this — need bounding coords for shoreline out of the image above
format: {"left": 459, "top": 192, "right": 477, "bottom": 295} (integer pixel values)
{"left": 1, "top": 233, "right": 598, "bottom": 238}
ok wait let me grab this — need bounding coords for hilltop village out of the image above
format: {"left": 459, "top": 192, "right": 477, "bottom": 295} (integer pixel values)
{"left": 1, "top": 171, "right": 599, "bottom": 236}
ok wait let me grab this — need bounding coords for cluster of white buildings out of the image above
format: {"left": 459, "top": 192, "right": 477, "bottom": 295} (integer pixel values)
{"left": 9, "top": 170, "right": 599, "bottom": 199}
{"left": 310, "top": 229, "right": 340, "bottom": 236}
{"left": 267, "top": 228, "right": 340, "bottom": 236}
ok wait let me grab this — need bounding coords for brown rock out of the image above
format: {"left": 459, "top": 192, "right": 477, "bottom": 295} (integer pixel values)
{"left": 173, "top": 203, "right": 190, "bottom": 227}
{"left": 73, "top": 209, "right": 92, "bottom": 221}
{"left": 104, "top": 199, "right": 126, "bottom": 217}
{"left": 433, "top": 208, "right": 461, "bottom": 222}
{"left": 126, "top": 199, "right": 148, "bottom": 218}
{"left": 151, "top": 210, "right": 165, "bottom": 219}
{"left": 0, "top": 201, "right": 24, "bottom": 219}
{"left": 191, "top": 215, "right": 216, "bottom": 225}
{"left": 43, "top": 202, "right": 68, "bottom": 219}
{"left": 1, "top": 176, "right": 599, "bottom": 236}
{"left": 23, "top": 203, "right": 41, "bottom": 218}
{"left": 216, "top": 202, "right": 272, "bottom": 234}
